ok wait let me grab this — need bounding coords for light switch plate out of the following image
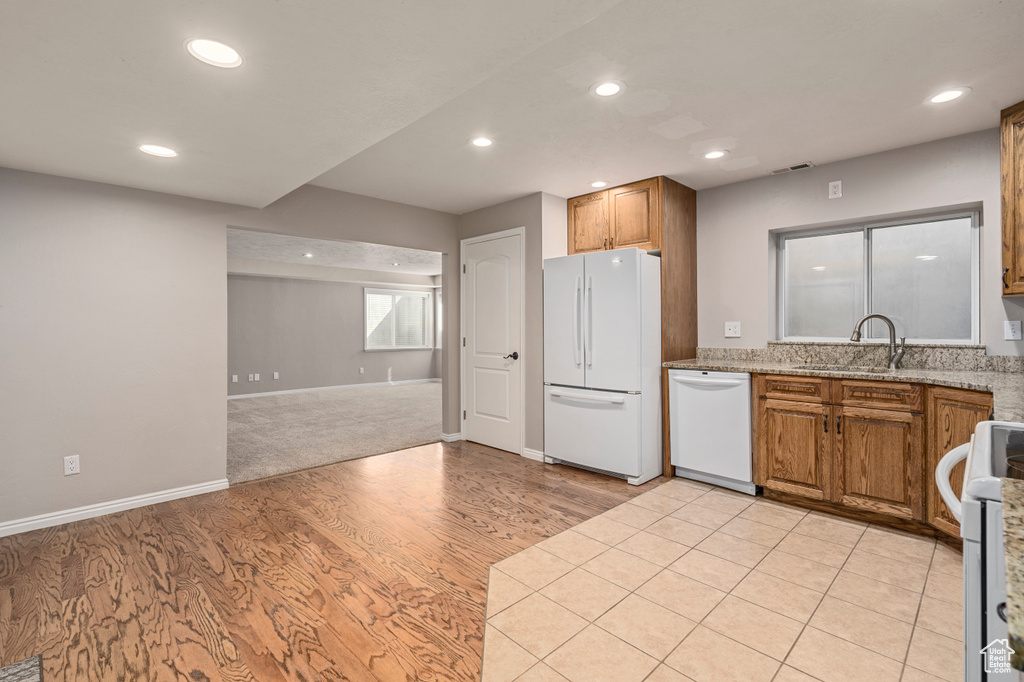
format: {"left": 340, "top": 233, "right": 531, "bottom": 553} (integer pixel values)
{"left": 1006, "top": 320, "right": 1022, "bottom": 341}
{"left": 828, "top": 180, "right": 842, "bottom": 199}
{"left": 273, "top": 372, "right": 279, "bottom": 380}
{"left": 725, "top": 321, "right": 741, "bottom": 338}
{"left": 231, "top": 375, "right": 238, "bottom": 383}
{"left": 254, "top": 373, "right": 260, "bottom": 381}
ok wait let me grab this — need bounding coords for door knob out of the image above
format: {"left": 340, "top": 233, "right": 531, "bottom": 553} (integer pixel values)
{"left": 503, "top": 352, "right": 519, "bottom": 360}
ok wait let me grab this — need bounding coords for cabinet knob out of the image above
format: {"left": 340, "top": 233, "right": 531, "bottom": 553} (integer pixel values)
{"left": 824, "top": 415, "right": 828, "bottom": 433}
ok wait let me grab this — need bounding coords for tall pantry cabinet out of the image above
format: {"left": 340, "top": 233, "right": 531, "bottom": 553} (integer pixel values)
{"left": 567, "top": 176, "right": 698, "bottom": 476}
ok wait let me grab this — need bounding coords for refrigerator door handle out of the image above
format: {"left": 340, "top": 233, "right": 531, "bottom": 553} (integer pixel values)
{"left": 670, "top": 375, "right": 747, "bottom": 388}
{"left": 549, "top": 389, "right": 625, "bottom": 405}
{"left": 572, "top": 275, "right": 581, "bottom": 367}
{"left": 585, "top": 275, "right": 593, "bottom": 367}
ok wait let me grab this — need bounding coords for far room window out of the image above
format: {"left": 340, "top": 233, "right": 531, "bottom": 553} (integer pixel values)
{"left": 364, "top": 288, "right": 434, "bottom": 350}
{"left": 779, "top": 213, "right": 979, "bottom": 343}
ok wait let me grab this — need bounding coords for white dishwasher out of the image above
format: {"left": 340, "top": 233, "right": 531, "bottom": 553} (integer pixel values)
{"left": 668, "top": 369, "right": 754, "bottom": 494}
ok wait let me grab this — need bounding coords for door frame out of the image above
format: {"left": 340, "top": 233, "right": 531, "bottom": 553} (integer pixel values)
{"left": 460, "top": 227, "right": 526, "bottom": 456}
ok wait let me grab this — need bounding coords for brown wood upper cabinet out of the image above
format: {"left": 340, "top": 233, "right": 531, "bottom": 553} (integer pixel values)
{"left": 1002, "top": 99, "right": 1024, "bottom": 295}
{"left": 568, "top": 177, "right": 664, "bottom": 254}
{"left": 568, "top": 191, "right": 610, "bottom": 253}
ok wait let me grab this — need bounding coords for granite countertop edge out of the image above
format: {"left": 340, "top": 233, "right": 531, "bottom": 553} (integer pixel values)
{"left": 663, "top": 359, "right": 1024, "bottom": 422}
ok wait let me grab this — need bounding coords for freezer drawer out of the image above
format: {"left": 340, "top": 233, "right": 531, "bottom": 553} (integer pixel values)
{"left": 544, "top": 386, "right": 642, "bottom": 477}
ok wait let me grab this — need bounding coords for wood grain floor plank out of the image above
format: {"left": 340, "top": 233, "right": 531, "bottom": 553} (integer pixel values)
{"left": 0, "top": 441, "right": 658, "bottom": 680}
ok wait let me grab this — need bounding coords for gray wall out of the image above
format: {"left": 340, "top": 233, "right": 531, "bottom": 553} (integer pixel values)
{"left": 0, "top": 168, "right": 231, "bottom": 523}
{"left": 458, "top": 193, "right": 548, "bottom": 453}
{"left": 0, "top": 169, "right": 461, "bottom": 526}
{"left": 696, "top": 129, "right": 1024, "bottom": 356}
{"left": 227, "top": 275, "right": 437, "bottom": 396}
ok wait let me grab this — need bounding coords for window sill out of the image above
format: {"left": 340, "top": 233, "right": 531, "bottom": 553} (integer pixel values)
{"left": 773, "top": 339, "right": 983, "bottom": 349}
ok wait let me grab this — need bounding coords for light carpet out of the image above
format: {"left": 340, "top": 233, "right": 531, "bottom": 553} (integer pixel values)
{"left": 228, "top": 381, "right": 442, "bottom": 484}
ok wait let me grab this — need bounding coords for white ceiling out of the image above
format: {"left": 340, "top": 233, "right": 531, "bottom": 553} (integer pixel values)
{"left": 227, "top": 229, "right": 442, "bottom": 275}
{"left": 2, "top": 1, "right": 1023, "bottom": 213}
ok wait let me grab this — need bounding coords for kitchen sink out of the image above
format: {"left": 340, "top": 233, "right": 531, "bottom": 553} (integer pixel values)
{"left": 798, "top": 364, "right": 895, "bottom": 374}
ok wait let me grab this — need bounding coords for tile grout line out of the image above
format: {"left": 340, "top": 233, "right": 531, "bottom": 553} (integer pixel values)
{"left": 489, "top": 485, "right": 956, "bottom": 682}
{"left": 768, "top": 518, "right": 867, "bottom": 681}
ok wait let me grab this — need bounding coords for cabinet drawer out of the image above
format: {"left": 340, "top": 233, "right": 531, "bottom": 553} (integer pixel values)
{"left": 759, "top": 375, "right": 831, "bottom": 403}
{"left": 834, "top": 380, "right": 923, "bottom": 412}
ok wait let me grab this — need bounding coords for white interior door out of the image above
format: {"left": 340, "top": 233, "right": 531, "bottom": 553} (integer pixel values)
{"left": 463, "top": 233, "right": 523, "bottom": 454}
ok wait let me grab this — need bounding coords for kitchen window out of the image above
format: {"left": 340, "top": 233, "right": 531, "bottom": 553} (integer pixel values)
{"left": 364, "top": 288, "right": 434, "bottom": 350}
{"left": 778, "top": 213, "right": 979, "bottom": 343}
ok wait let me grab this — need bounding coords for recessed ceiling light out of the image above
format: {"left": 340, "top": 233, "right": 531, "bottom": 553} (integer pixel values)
{"left": 187, "top": 39, "right": 243, "bottom": 68}
{"left": 916, "top": 255, "right": 938, "bottom": 261}
{"left": 471, "top": 137, "right": 493, "bottom": 147}
{"left": 591, "top": 181, "right": 608, "bottom": 188}
{"left": 139, "top": 144, "right": 178, "bottom": 157}
{"left": 590, "top": 80, "right": 625, "bottom": 97}
{"left": 392, "top": 262, "right": 400, "bottom": 266}
{"left": 704, "top": 150, "right": 729, "bottom": 160}
{"left": 303, "top": 253, "right": 314, "bottom": 258}
{"left": 812, "top": 266, "right": 827, "bottom": 271}
{"left": 928, "top": 87, "right": 970, "bottom": 104}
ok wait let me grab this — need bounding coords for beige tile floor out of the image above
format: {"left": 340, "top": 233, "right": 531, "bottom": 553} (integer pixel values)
{"left": 481, "top": 478, "right": 963, "bottom": 682}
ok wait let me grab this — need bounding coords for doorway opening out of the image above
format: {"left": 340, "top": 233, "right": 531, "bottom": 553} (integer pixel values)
{"left": 226, "top": 228, "right": 443, "bottom": 483}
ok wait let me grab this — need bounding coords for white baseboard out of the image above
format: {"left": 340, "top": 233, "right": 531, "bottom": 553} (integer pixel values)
{"left": 228, "top": 377, "right": 441, "bottom": 400}
{"left": 523, "top": 448, "right": 545, "bottom": 462}
{"left": 0, "top": 478, "right": 229, "bottom": 539}
{"left": 441, "top": 432, "right": 463, "bottom": 442}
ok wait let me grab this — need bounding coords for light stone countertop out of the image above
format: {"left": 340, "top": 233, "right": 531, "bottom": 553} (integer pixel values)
{"left": 1002, "top": 477, "right": 1024, "bottom": 671}
{"left": 662, "top": 359, "right": 1024, "bottom": 422}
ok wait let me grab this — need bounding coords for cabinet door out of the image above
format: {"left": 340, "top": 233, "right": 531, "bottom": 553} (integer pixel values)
{"left": 567, "top": 191, "right": 609, "bottom": 254}
{"left": 609, "top": 178, "right": 660, "bottom": 251}
{"left": 926, "top": 387, "right": 992, "bottom": 536}
{"left": 833, "top": 406, "right": 924, "bottom": 519}
{"left": 757, "top": 398, "right": 831, "bottom": 500}
{"left": 1002, "top": 99, "right": 1024, "bottom": 295}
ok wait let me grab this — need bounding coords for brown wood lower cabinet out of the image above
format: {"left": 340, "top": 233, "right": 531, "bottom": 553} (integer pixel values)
{"left": 926, "top": 386, "right": 993, "bottom": 535}
{"left": 832, "top": 406, "right": 923, "bottom": 520}
{"left": 758, "top": 398, "right": 831, "bottom": 500}
{"left": 754, "top": 374, "right": 990, "bottom": 536}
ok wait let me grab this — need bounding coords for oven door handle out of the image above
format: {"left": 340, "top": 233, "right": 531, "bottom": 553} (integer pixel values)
{"left": 936, "top": 440, "right": 971, "bottom": 522}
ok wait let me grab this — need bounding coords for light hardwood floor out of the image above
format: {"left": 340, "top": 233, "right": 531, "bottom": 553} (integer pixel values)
{"left": 0, "top": 441, "right": 659, "bottom": 681}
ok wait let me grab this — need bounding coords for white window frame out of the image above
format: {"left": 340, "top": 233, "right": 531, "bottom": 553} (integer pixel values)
{"left": 777, "top": 211, "right": 980, "bottom": 344}
{"left": 364, "top": 287, "right": 434, "bottom": 351}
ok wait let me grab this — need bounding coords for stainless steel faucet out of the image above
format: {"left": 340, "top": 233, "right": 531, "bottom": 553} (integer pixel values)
{"left": 850, "top": 314, "right": 906, "bottom": 369}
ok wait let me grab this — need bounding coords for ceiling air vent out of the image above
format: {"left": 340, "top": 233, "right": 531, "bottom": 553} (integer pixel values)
{"left": 769, "top": 162, "right": 815, "bottom": 175}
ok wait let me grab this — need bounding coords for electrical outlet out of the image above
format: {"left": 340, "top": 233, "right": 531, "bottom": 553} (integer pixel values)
{"left": 248, "top": 374, "right": 254, "bottom": 382}
{"left": 828, "top": 180, "right": 842, "bottom": 199}
{"left": 254, "top": 373, "right": 260, "bottom": 381}
{"left": 273, "top": 372, "right": 279, "bottom": 380}
{"left": 1006, "top": 320, "right": 1022, "bottom": 341}
{"left": 724, "top": 321, "right": 741, "bottom": 338}
{"left": 231, "top": 375, "right": 238, "bottom": 383}
{"left": 64, "top": 455, "right": 80, "bottom": 476}
{"left": 359, "top": 367, "right": 364, "bottom": 374}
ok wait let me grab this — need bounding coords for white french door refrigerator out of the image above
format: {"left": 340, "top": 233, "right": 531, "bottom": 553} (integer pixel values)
{"left": 543, "top": 248, "right": 661, "bottom": 485}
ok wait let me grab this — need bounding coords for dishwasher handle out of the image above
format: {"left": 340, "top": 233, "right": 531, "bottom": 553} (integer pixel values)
{"left": 670, "top": 374, "right": 748, "bottom": 388}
